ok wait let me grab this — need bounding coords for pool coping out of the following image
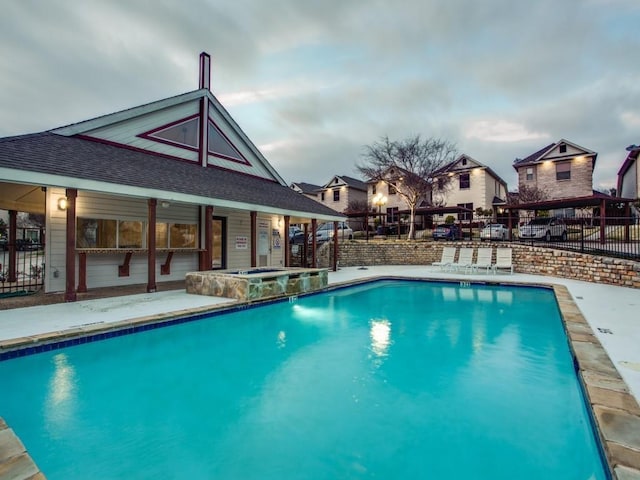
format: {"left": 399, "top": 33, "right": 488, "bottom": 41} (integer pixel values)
{"left": 1, "top": 276, "right": 639, "bottom": 479}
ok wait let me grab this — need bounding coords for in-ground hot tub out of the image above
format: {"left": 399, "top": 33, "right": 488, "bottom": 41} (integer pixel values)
{"left": 185, "top": 267, "right": 328, "bottom": 301}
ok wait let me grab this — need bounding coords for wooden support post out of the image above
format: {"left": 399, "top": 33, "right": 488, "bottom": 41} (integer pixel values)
{"left": 77, "top": 252, "right": 87, "bottom": 293}
{"left": 7, "top": 210, "right": 17, "bottom": 282}
{"left": 204, "top": 205, "right": 213, "bottom": 270}
{"left": 284, "top": 215, "right": 290, "bottom": 267}
{"left": 311, "top": 219, "right": 317, "bottom": 268}
{"left": 250, "top": 211, "right": 257, "bottom": 267}
{"left": 65, "top": 189, "right": 77, "bottom": 302}
{"left": 147, "top": 199, "right": 157, "bottom": 292}
{"left": 333, "top": 221, "right": 338, "bottom": 272}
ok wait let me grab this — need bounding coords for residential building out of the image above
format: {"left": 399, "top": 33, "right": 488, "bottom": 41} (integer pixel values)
{"left": 0, "top": 53, "right": 343, "bottom": 300}
{"left": 290, "top": 182, "right": 322, "bottom": 202}
{"left": 434, "top": 154, "right": 508, "bottom": 221}
{"left": 513, "top": 139, "right": 597, "bottom": 200}
{"left": 617, "top": 144, "right": 640, "bottom": 200}
{"left": 317, "top": 175, "right": 367, "bottom": 214}
{"left": 366, "top": 170, "right": 412, "bottom": 227}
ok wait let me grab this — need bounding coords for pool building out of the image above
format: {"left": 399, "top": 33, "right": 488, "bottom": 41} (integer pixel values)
{"left": 0, "top": 52, "right": 343, "bottom": 301}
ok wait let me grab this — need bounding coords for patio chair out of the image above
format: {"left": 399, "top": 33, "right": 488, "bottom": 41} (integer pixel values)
{"left": 494, "top": 247, "right": 513, "bottom": 274}
{"left": 451, "top": 247, "right": 473, "bottom": 273}
{"left": 432, "top": 246, "right": 456, "bottom": 271}
{"left": 471, "top": 247, "right": 493, "bottom": 274}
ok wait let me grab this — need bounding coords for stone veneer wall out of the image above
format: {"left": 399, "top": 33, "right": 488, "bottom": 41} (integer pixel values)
{"left": 321, "top": 241, "right": 640, "bottom": 289}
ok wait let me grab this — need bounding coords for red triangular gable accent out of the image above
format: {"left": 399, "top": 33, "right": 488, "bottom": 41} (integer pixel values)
{"left": 138, "top": 115, "right": 200, "bottom": 151}
{"left": 207, "top": 119, "right": 249, "bottom": 165}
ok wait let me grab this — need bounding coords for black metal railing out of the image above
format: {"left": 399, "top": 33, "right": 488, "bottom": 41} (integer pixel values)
{"left": 513, "top": 214, "right": 639, "bottom": 261}
{"left": 0, "top": 242, "right": 45, "bottom": 296}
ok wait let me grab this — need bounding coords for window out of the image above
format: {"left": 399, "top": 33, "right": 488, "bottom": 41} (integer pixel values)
{"left": 170, "top": 224, "right": 197, "bottom": 248}
{"left": 388, "top": 183, "right": 397, "bottom": 195}
{"left": 556, "top": 162, "right": 571, "bottom": 181}
{"left": 156, "top": 223, "right": 168, "bottom": 248}
{"left": 437, "top": 178, "right": 445, "bottom": 190}
{"left": 333, "top": 189, "right": 340, "bottom": 202}
{"left": 457, "top": 203, "right": 473, "bottom": 221}
{"left": 559, "top": 144, "right": 567, "bottom": 154}
{"left": 461, "top": 157, "right": 467, "bottom": 166}
{"left": 321, "top": 192, "right": 325, "bottom": 201}
{"left": 386, "top": 207, "right": 399, "bottom": 224}
{"left": 76, "top": 218, "right": 143, "bottom": 249}
{"left": 526, "top": 167, "right": 534, "bottom": 181}
{"left": 372, "top": 184, "right": 377, "bottom": 195}
{"left": 459, "top": 173, "right": 470, "bottom": 189}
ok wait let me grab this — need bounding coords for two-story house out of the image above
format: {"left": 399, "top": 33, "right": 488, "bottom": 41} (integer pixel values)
{"left": 290, "top": 182, "right": 322, "bottom": 202}
{"left": 513, "top": 139, "right": 597, "bottom": 201}
{"left": 311, "top": 176, "right": 367, "bottom": 230}
{"left": 433, "top": 154, "right": 509, "bottom": 221}
{"left": 617, "top": 144, "right": 640, "bottom": 200}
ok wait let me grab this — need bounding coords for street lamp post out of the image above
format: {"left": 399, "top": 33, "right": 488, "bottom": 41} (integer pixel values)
{"left": 372, "top": 192, "right": 388, "bottom": 234}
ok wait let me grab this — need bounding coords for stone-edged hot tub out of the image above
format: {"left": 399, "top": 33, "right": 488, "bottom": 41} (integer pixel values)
{"left": 185, "top": 267, "right": 329, "bottom": 301}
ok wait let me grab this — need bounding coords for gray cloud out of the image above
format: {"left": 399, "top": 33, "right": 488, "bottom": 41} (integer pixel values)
{"left": 1, "top": 0, "right": 638, "bottom": 192}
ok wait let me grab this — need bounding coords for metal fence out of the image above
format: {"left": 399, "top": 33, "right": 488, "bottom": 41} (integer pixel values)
{"left": 0, "top": 242, "right": 45, "bottom": 296}
{"left": 512, "top": 214, "right": 639, "bottom": 261}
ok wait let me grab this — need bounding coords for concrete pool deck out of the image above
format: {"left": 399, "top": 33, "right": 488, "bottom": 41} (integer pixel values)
{"left": 1, "top": 265, "right": 639, "bottom": 479}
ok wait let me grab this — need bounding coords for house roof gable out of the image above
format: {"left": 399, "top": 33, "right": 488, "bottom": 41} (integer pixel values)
{"left": 514, "top": 139, "right": 597, "bottom": 169}
{"left": 321, "top": 175, "right": 367, "bottom": 191}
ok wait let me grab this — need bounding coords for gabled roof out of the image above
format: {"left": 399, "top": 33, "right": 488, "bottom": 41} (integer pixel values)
{"left": 290, "top": 182, "right": 322, "bottom": 195}
{"left": 436, "top": 154, "right": 509, "bottom": 188}
{"left": 0, "top": 132, "right": 343, "bottom": 221}
{"left": 513, "top": 139, "right": 597, "bottom": 168}
{"left": 51, "top": 88, "right": 288, "bottom": 186}
{"left": 617, "top": 145, "right": 639, "bottom": 177}
{"left": 321, "top": 175, "right": 367, "bottom": 191}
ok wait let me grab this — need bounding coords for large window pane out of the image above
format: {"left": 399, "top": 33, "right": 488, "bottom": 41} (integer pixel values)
{"left": 155, "top": 223, "right": 168, "bottom": 248}
{"left": 119, "top": 221, "right": 143, "bottom": 249}
{"left": 170, "top": 224, "right": 197, "bottom": 248}
{"left": 77, "top": 218, "right": 117, "bottom": 248}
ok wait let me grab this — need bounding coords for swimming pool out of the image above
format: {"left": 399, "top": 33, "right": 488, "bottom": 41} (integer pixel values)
{"left": 0, "top": 280, "right": 607, "bottom": 479}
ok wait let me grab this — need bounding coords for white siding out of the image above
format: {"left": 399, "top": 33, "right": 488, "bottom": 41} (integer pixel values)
{"left": 45, "top": 187, "right": 68, "bottom": 293}
{"left": 620, "top": 161, "right": 638, "bottom": 199}
{"left": 84, "top": 102, "right": 200, "bottom": 162}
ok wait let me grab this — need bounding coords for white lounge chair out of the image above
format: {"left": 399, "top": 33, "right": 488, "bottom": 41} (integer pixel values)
{"left": 471, "top": 248, "right": 493, "bottom": 274}
{"left": 432, "top": 246, "right": 456, "bottom": 271}
{"left": 451, "top": 247, "right": 473, "bottom": 273}
{"left": 494, "top": 247, "right": 513, "bottom": 274}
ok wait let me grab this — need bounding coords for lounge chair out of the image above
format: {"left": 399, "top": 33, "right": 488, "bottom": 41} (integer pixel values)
{"left": 471, "top": 247, "right": 493, "bottom": 274}
{"left": 432, "top": 246, "right": 456, "bottom": 271}
{"left": 451, "top": 247, "right": 473, "bottom": 273}
{"left": 494, "top": 247, "right": 513, "bottom": 274}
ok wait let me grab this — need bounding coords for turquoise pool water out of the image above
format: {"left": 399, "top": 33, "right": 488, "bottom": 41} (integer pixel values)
{"left": 0, "top": 280, "right": 606, "bottom": 479}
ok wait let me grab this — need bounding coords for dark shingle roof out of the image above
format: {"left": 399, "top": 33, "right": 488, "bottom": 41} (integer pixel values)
{"left": 513, "top": 143, "right": 555, "bottom": 167}
{"left": 291, "top": 182, "right": 322, "bottom": 194}
{"left": 338, "top": 175, "right": 367, "bottom": 191}
{"left": 0, "top": 133, "right": 342, "bottom": 218}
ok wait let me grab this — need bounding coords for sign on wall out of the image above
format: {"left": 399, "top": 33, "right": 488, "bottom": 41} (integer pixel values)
{"left": 235, "top": 236, "right": 248, "bottom": 249}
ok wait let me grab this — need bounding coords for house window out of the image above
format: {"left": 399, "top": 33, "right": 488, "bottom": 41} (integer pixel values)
{"left": 170, "top": 223, "right": 197, "bottom": 248}
{"left": 333, "top": 189, "right": 340, "bottom": 202}
{"left": 388, "top": 183, "right": 397, "bottom": 195}
{"left": 386, "top": 207, "right": 398, "bottom": 224}
{"left": 526, "top": 167, "right": 534, "bottom": 181}
{"left": 459, "top": 173, "right": 470, "bottom": 189}
{"left": 372, "top": 184, "right": 376, "bottom": 195}
{"left": 321, "top": 192, "right": 325, "bottom": 201}
{"left": 461, "top": 157, "right": 467, "bottom": 166}
{"left": 559, "top": 144, "right": 567, "bottom": 154}
{"left": 437, "top": 178, "right": 445, "bottom": 190}
{"left": 457, "top": 203, "right": 473, "bottom": 221}
{"left": 556, "top": 162, "right": 571, "bottom": 181}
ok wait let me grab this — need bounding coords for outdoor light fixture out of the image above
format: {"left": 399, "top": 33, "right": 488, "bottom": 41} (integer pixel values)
{"left": 160, "top": 201, "right": 171, "bottom": 208}
{"left": 57, "top": 197, "right": 68, "bottom": 211}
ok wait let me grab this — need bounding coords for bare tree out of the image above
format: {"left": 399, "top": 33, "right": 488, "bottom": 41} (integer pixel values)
{"left": 358, "top": 135, "right": 457, "bottom": 239}
{"left": 514, "top": 184, "right": 549, "bottom": 204}
{"left": 344, "top": 199, "right": 371, "bottom": 232}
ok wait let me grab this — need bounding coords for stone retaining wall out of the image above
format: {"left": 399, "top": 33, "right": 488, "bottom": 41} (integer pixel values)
{"left": 321, "top": 240, "right": 640, "bottom": 289}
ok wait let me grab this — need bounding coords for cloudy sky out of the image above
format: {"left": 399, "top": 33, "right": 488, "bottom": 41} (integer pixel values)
{"left": 1, "top": 0, "right": 638, "bottom": 192}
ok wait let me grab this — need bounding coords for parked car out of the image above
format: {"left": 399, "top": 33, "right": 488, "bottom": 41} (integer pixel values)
{"left": 518, "top": 217, "right": 567, "bottom": 242}
{"left": 290, "top": 230, "right": 307, "bottom": 245}
{"left": 313, "top": 222, "right": 353, "bottom": 243}
{"left": 432, "top": 224, "right": 461, "bottom": 240}
{"left": 288, "top": 225, "right": 302, "bottom": 241}
{"left": 480, "top": 224, "right": 509, "bottom": 241}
